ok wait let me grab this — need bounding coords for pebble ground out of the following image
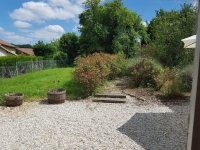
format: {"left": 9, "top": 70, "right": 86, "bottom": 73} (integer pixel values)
{"left": 0, "top": 98, "right": 189, "bottom": 150}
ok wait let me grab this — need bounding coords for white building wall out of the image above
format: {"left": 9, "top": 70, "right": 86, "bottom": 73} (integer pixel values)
{"left": 3, "top": 46, "right": 16, "bottom": 54}
{"left": 0, "top": 48, "right": 11, "bottom": 56}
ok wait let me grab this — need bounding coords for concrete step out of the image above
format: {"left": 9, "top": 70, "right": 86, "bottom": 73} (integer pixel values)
{"left": 94, "top": 93, "right": 126, "bottom": 98}
{"left": 92, "top": 98, "right": 126, "bottom": 103}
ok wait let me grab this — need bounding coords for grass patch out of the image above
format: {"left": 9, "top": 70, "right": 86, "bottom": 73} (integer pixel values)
{"left": 0, "top": 68, "right": 84, "bottom": 104}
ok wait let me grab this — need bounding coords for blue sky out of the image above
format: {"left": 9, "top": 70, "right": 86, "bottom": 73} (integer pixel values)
{"left": 0, "top": 0, "right": 197, "bottom": 45}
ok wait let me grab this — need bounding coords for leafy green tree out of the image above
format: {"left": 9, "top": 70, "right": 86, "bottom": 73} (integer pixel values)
{"left": 33, "top": 41, "right": 55, "bottom": 59}
{"left": 53, "top": 51, "right": 68, "bottom": 60}
{"left": 12, "top": 44, "right": 32, "bottom": 48}
{"left": 59, "top": 33, "right": 79, "bottom": 60}
{"left": 49, "top": 39, "right": 60, "bottom": 53}
{"left": 146, "top": 3, "right": 197, "bottom": 67}
{"left": 53, "top": 51, "right": 68, "bottom": 67}
{"left": 79, "top": 0, "right": 145, "bottom": 58}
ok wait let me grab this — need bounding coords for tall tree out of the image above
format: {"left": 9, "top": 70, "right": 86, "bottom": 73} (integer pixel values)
{"left": 33, "top": 41, "right": 55, "bottom": 60}
{"left": 146, "top": 3, "right": 197, "bottom": 67}
{"left": 49, "top": 39, "right": 60, "bottom": 53}
{"left": 59, "top": 33, "right": 79, "bottom": 60}
{"left": 79, "top": 0, "right": 144, "bottom": 58}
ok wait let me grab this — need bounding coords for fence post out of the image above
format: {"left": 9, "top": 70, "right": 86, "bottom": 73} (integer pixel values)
{"left": 32, "top": 60, "right": 33, "bottom": 72}
{"left": 16, "top": 62, "right": 18, "bottom": 76}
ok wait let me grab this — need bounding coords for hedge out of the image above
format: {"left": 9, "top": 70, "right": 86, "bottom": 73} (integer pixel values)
{"left": 0, "top": 55, "right": 43, "bottom": 67}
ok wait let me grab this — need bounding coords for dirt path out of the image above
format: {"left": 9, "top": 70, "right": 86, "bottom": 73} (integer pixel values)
{"left": 96, "top": 76, "right": 190, "bottom": 105}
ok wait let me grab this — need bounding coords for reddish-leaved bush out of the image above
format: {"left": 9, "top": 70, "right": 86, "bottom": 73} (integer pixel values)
{"left": 73, "top": 53, "right": 127, "bottom": 95}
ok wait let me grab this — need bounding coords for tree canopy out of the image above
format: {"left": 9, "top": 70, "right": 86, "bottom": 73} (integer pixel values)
{"left": 59, "top": 32, "right": 79, "bottom": 60}
{"left": 79, "top": 0, "right": 145, "bottom": 58}
{"left": 145, "top": 3, "right": 197, "bottom": 67}
{"left": 33, "top": 41, "right": 56, "bottom": 60}
{"left": 31, "top": 1, "right": 197, "bottom": 68}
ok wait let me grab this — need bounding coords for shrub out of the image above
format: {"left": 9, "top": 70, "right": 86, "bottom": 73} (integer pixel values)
{"left": 73, "top": 53, "right": 110, "bottom": 95}
{"left": 0, "top": 55, "right": 42, "bottom": 67}
{"left": 160, "top": 80, "right": 183, "bottom": 99}
{"left": 53, "top": 51, "right": 68, "bottom": 67}
{"left": 157, "top": 67, "right": 193, "bottom": 99}
{"left": 107, "top": 54, "right": 128, "bottom": 79}
{"left": 73, "top": 53, "right": 128, "bottom": 95}
{"left": 53, "top": 51, "right": 68, "bottom": 60}
{"left": 159, "top": 68, "right": 184, "bottom": 98}
{"left": 128, "top": 57, "right": 164, "bottom": 88}
{"left": 155, "top": 67, "right": 174, "bottom": 91}
{"left": 135, "top": 45, "right": 155, "bottom": 58}
{"left": 178, "top": 64, "right": 193, "bottom": 92}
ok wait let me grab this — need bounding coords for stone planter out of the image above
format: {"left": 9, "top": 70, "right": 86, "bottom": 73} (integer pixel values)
{"left": 47, "top": 88, "right": 66, "bottom": 104}
{"left": 5, "top": 93, "right": 24, "bottom": 107}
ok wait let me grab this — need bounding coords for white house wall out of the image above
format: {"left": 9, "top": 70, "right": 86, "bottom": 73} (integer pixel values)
{"left": 3, "top": 46, "right": 16, "bottom": 54}
{"left": 0, "top": 47, "right": 10, "bottom": 56}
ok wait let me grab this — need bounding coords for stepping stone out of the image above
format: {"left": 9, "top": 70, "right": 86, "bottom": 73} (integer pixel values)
{"left": 94, "top": 93, "right": 126, "bottom": 98}
{"left": 92, "top": 98, "right": 126, "bottom": 103}
{"left": 115, "top": 82, "right": 127, "bottom": 86}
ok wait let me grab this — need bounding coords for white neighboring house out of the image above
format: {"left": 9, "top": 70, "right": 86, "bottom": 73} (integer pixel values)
{"left": 0, "top": 39, "right": 34, "bottom": 56}
{"left": 0, "top": 39, "right": 17, "bottom": 56}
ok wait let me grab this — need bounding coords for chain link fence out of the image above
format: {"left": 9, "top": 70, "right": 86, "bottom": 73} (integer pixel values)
{"left": 0, "top": 59, "right": 73, "bottom": 78}
{"left": 0, "top": 66, "right": 17, "bottom": 78}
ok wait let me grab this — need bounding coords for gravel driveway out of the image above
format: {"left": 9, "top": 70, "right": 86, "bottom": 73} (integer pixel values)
{"left": 0, "top": 99, "right": 189, "bottom": 150}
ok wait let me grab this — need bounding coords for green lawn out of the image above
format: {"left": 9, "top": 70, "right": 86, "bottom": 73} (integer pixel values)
{"left": 0, "top": 68, "right": 84, "bottom": 104}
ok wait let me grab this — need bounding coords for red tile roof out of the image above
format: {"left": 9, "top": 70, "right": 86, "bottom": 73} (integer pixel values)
{"left": 0, "top": 39, "right": 34, "bottom": 56}
{"left": 0, "top": 45, "right": 17, "bottom": 55}
{"left": 16, "top": 48, "right": 34, "bottom": 55}
{"left": 0, "top": 39, "right": 16, "bottom": 48}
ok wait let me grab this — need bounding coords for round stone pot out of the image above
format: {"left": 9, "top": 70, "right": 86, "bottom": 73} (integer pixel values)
{"left": 47, "top": 88, "right": 66, "bottom": 104}
{"left": 5, "top": 93, "right": 24, "bottom": 107}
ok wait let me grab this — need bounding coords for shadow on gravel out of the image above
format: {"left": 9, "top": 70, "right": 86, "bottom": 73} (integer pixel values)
{"left": 117, "top": 103, "right": 189, "bottom": 150}
{"left": 39, "top": 99, "right": 69, "bottom": 105}
{"left": 0, "top": 102, "right": 6, "bottom": 107}
{"left": 39, "top": 99, "right": 50, "bottom": 105}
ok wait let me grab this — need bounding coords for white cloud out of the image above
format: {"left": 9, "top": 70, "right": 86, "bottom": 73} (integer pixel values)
{"left": 5, "top": 35, "right": 32, "bottom": 44}
{"left": 72, "top": 25, "right": 79, "bottom": 32}
{"left": 0, "top": 26, "right": 32, "bottom": 44}
{"left": 14, "top": 21, "right": 32, "bottom": 28}
{"left": 74, "top": 0, "right": 86, "bottom": 5}
{"left": 0, "top": 27, "right": 4, "bottom": 31}
{"left": 19, "top": 29, "right": 34, "bottom": 33}
{"left": 10, "top": 0, "right": 84, "bottom": 23}
{"left": 73, "top": 18, "right": 79, "bottom": 24}
{"left": 193, "top": 0, "right": 198, "bottom": 6}
{"left": 29, "top": 25, "right": 65, "bottom": 41}
{"left": 142, "top": 21, "right": 149, "bottom": 27}
{"left": 187, "top": 0, "right": 198, "bottom": 6}
{"left": 0, "top": 26, "right": 15, "bottom": 36}
{"left": 0, "top": 25, "right": 65, "bottom": 44}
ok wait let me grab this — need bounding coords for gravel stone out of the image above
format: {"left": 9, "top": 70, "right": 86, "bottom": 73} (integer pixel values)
{"left": 0, "top": 100, "right": 189, "bottom": 150}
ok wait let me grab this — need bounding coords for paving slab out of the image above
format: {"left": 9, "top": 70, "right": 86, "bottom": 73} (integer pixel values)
{"left": 92, "top": 98, "right": 126, "bottom": 103}
{"left": 94, "top": 93, "right": 126, "bottom": 98}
